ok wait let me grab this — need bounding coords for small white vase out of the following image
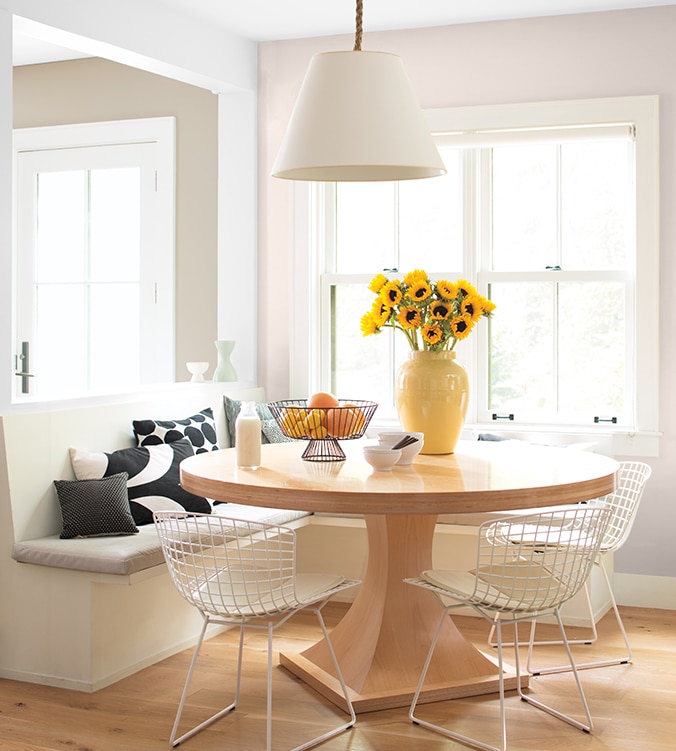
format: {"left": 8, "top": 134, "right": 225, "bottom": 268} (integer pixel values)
{"left": 213, "top": 340, "right": 238, "bottom": 382}
{"left": 186, "top": 361, "right": 209, "bottom": 382}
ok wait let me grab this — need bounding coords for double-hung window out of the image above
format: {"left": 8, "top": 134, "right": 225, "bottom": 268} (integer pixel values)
{"left": 292, "top": 96, "right": 659, "bottom": 455}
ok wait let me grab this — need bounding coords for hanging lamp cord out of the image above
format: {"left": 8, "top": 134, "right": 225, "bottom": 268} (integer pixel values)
{"left": 354, "top": 0, "right": 363, "bottom": 51}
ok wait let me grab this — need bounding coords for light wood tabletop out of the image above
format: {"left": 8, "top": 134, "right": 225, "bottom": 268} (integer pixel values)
{"left": 180, "top": 439, "right": 618, "bottom": 713}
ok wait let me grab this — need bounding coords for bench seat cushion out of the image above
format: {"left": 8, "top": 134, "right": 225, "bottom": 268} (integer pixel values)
{"left": 12, "top": 526, "right": 164, "bottom": 575}
{"left": 11, "top": 505, "right": 311, "bottom": 576}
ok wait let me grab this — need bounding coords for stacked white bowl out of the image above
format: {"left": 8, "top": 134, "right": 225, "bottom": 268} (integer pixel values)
{"left": 363, "top": 445, "right": 402, "bottom": 471}
{"left": 377, "top": 431, "right": 424, "bottom": 464}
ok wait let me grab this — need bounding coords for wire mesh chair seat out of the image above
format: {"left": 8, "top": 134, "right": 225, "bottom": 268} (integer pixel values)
{"left": 405, "top": 505, "right": 612, "bottom": 751}
{"left": 488, "top": 461, "right": 652, "bottom": 673}
{"left": 154, "top": 511, "right": 359, "bottom": 750}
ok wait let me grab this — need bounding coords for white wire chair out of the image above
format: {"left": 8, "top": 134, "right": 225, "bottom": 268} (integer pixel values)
{"left": 515, "top": 460, "right": 653, "bottom": 674}
{"left": 154, "top": 511, "right": 359, "bottom": 750}
{"left": 405, "top": 505, "right": 612, "bottom": 751}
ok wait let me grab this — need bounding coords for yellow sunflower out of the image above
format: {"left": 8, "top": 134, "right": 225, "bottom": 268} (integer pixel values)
{"left": 403, "top": 269, "right": 428, "bottom": 287}
{"left": 421, "top": 322, "right": 444, "bottom": 345}
{"left": 368, "top": 273, "right": 389, "bottom": 294}
{"left": 450, "top": 314, "right": 474, "bottom": 340}
{"left": 396, "top": 306, "right": 422, "bottom": 329}
{"left": 456, "top": 279, "right": 478, "bottom": 298}
{"left": 408, "top": 281, "right": 432, "bottom": 303}
{"left": 479, "top": 295, "right": 496, "bottom": 314}
{"left": 436, "top": 280, "right": 458, "bottom": 301}
{"left": 430, "top": 301, "right": 451, "bottom": 320}
{"left": 371, "top": 299, "right": 391, "bottom": 326}
{"left": 380, "top": 280, "right": 403, "bottom": 307}
{"left": 360, "top": 312, "right": 380, "bottom": 336}
{"left": 461, "top": 295, "right": 483, "bottom": 322}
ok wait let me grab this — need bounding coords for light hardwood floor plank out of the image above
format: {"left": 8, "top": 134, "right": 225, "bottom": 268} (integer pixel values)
{"left": 0, "top": 606, "right": 673, "bottom": 751}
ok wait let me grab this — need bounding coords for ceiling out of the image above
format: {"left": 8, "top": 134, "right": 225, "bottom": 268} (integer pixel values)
{"left": 13, "top": 0, "right": 676, "bottom": 65}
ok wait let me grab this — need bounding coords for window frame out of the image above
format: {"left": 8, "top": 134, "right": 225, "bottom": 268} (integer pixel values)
{"left": 291, "top": 96, "right": 660, "bottom": 456}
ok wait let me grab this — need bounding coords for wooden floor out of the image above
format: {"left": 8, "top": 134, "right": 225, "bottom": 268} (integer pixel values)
{"left": 0, "top": 605, "right": 674, "bottom": 751}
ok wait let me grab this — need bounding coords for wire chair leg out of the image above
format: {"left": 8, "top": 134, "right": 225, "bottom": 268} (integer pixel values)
{"left": 520, "top": 611, "right": 594, "bottom": 733}
{"left": 286, "top": 606, "right": 357, "bottom": 751}
{"left": 410, "top": 610, "right": 507, "bottom": 751}
{"left": 266, "top": 623, "right": 274, "bottom": 751}
{"left": 170, "top": 619, "right": 243, "bottom": 747}
{"left": 572, "top": 559, "right": 633, "bottom": 670}
{"left": 265, "top": 605, "right": 356, "bottom": 751}
{"left": 529, "top": 560, "right": 631, "bottom": 675}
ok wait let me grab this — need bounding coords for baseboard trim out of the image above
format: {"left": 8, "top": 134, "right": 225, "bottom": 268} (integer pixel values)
{"left": 615, "top": 573, "right": 676, "bottom": 610}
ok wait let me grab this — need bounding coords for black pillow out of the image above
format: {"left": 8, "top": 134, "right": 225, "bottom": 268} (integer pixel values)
{"left": 132, "top": 407, "right": 219, "bottom": 454}
{"left": 54, "top": 473, "right": 139, "bottom": 539}
{"left": 69, "top": 438, "right": 211, "bottom": 525}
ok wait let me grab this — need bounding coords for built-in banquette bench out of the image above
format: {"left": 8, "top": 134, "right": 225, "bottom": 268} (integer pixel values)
{"left": 0, "top": 383, "right": 312, "bottom": 692}
{"left": 0, "top": 384, "right": 613, "bottom": 692}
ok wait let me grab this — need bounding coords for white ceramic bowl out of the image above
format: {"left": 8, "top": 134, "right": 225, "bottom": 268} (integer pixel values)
{"left": 377, "top": 431, "right": 424, "bottom": 464}
{"left": 363, "top": 445, "right": 402, "bottom": 471}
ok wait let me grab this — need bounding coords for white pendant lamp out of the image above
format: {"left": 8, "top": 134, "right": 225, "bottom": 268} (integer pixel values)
{"left": 272, "top": 0, "right": 446, "bottom": 182}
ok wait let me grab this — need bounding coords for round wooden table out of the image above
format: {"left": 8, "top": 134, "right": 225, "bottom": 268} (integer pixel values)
{"left": 181, "top": 439, "right": 618, "bottom": 713}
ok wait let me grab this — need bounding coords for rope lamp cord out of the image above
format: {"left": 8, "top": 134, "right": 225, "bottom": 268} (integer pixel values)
{"left": 353, "top": 0, "right": 363, "bottom": 51}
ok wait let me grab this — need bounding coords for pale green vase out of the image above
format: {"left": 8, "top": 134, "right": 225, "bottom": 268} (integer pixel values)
{"left": 213, "top": 340, "right": 238, "bottom": 382}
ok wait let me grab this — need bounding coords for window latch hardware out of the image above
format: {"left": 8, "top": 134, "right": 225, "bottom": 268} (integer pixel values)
{"left": 492, "top": 413, "right": 514, "bottom": 421}
{"left": 382, "top": 268, "right": 398, "bottom": 273}
{"left": 545, "top": 265, "right": 562, "bottom": 271}
{"left": 594, "top": 416, "right": 617, "bottom": 424}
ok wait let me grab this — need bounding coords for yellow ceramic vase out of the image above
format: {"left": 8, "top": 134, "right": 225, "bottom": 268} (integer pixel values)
{"left": 394, "top": 350, "right": 469, "bottom": 454}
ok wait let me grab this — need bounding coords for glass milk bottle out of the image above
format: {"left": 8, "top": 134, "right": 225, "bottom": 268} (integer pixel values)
{"left": 235, "top": 401, "right": 261, "bottom": 469}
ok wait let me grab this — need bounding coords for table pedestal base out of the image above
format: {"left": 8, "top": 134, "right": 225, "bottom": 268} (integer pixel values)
{"left": 281, "top": 514, "right": 528, "bottom": 714}
{"left": 281, "top": 649, "right": 526, "bottom": 714}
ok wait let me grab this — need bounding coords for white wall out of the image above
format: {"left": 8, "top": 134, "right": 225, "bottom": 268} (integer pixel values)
{"left": 257, "top": 7, "right": 676, "bottom": 594}
{"left": 0, "top": 0, "right": 259, "bottom": 406}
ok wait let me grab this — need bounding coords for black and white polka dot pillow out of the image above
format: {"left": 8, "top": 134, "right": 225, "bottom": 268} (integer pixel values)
{"left": 132, "top": 407, "right": 219, "bottom": 454}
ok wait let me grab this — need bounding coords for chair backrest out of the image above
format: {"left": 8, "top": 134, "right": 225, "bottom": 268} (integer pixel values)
{"left": 590, "top": 461, "right": 652, "bottom": 554}
{"left": 474, "top": 505, "right": 611, "bottom": 614}
{"left": 154, "top": 511, "right": 299, "bottom": 619}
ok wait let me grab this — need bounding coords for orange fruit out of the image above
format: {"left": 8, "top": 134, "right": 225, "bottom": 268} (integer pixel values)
{"left": 326, "top": 406, "right": 365, "bottom": 438}
{"left": 349, "top": 407, "right": 366, "bottom": 434}
{"left": 325, "top": 408, "right": 347, "bottom": 438}
{"left": 307, "top": 391, "right": 340, "bottom": 409}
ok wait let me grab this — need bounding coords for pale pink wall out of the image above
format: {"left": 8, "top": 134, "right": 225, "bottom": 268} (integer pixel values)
{"left": 258, "top": 6, "right": 676, "bottom": 579}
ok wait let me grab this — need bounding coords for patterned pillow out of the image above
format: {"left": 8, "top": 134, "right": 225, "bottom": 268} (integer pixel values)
{"left": 69, "top": 438, "right": 211, "bottom": 526}
{"left": 223, "top": 396, "right": 293, "bottom": 446}
{"left": 54, "top": 473, "right": 139, "bottom": 539}
{"left": 132, "top": 407, "right": 219, "bottom": 454}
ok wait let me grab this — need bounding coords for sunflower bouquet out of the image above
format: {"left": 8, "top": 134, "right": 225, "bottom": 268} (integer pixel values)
{"left": 360, "top": 270, "right": 495, "bottom": 351}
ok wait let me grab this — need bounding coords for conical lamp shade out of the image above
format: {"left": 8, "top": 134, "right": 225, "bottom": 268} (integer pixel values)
{"left": 272, "top": 50, "right": 446, "bottom": 181}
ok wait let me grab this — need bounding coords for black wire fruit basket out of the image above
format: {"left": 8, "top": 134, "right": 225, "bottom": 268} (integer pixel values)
{"left": 267, "top": 399, "right": 378, "bottom": 461}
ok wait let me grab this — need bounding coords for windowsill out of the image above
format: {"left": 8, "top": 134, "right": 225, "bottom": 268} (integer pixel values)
{"left": 365, "top": 416, "right": 661, "bottom": 458}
